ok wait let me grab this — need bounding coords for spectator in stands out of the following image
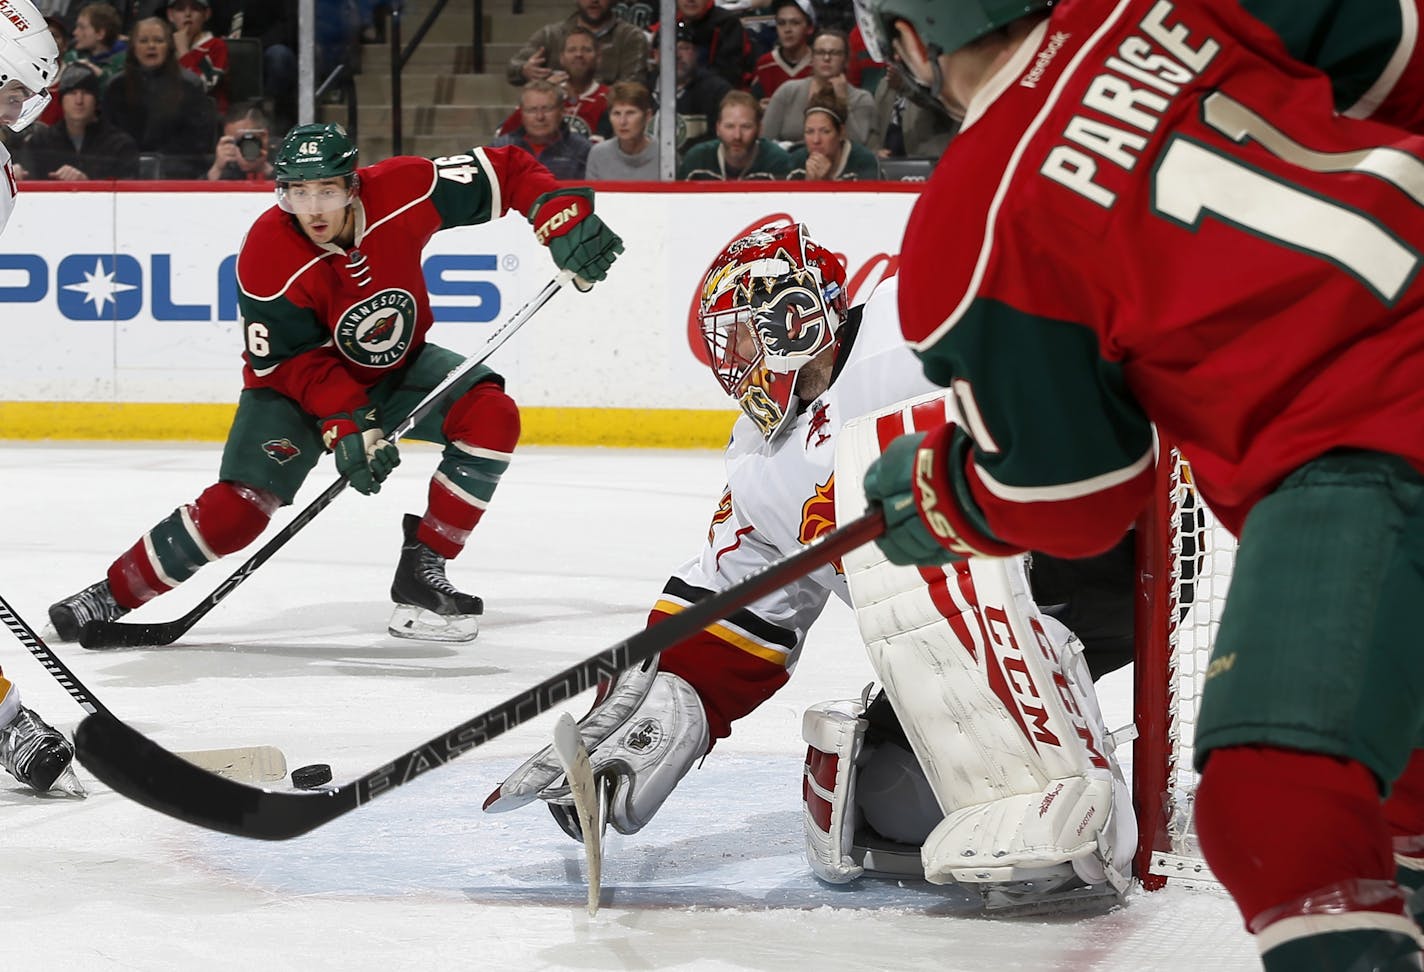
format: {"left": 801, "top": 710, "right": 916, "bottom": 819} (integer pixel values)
{"left": 750, "top": 0, "right": 811, "bottom": 103}
{"left": 585, "top": 80, "right": 657, "bottom": 180}
{"left": 866, "top": 65, "right": 955, "bottom": 162}
{"left": 679, "top": 90, "right": 789, "bottom": 180}
{"left": 14, "top": 62, "right": 138, "bottom": 181}
{"left": 668, "top": 0, "right": 752, "bottom": 89}
{"left": 651, "top": 24, "right": 730, "bottom": 155}
{"left": 208, "top": 0, "right": 296, "bottom": 132}
{"left": 206, "top": 100, "right": 272, "bottom": 181}
{"left": 507, "top": 0, "right": 649, "bottom": 88}
{"left": 761, "top": 27, "right": 872, "bottom": 146}
{"left": 498, "top": 26, "right": 611, "bottom": 142}
{"left": 103, "top": 17, "right": 217, "bottom": 179}
{"left": 787, "top": 90, "right": 877, "bottom": 180}
{"left": 491, "top": 80, "right": 592, "bottom": 180}
{"left": 167, "top": 0, "right": 228, "bottom": 112}
{"left": 64, "top": 3, "right": 126, "bottom": 83}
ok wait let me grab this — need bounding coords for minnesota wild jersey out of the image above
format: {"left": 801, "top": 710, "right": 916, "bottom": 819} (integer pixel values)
{"left": 897, "top": 0, "right": 1424, "bottom": 559}
{"left": 235, "top": 146, "right": 559, "bottom": 419}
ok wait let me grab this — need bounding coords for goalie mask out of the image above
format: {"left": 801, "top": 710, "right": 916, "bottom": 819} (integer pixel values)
{"left": 698, "top": 220, "right": 848, "bottom": 441}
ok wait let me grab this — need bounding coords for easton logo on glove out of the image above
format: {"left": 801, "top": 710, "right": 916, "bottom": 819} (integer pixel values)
{"left": 915, "top": 446, "right": 973, "bottom": 556}
{"left": 532, "top": 196, "right": 589, "bottom": 243}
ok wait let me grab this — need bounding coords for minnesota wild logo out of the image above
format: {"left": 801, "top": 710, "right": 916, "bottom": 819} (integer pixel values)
{"left": 335, "top": 288, "right": 417, "bottom": 367}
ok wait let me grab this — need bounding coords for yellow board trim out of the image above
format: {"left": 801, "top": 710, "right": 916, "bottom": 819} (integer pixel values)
{"left": 0, "top": 403, "right": 739, "bottom": 450}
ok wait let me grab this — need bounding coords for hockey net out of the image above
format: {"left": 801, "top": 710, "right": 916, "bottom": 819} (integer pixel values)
{"left": 1133, "top": 447, "right": 1237, "bottom": 889}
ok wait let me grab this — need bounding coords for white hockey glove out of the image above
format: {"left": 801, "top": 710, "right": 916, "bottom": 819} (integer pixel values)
{"left": 483, "top": 659, "right": 710, "bottom": 838}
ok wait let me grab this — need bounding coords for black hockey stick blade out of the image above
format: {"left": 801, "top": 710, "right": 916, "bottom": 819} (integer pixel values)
{"left": 74, "top": 508, "right": 885, "bottom": 839}
{"left": 76, "top": 273, "right": 572, "bottom": 651}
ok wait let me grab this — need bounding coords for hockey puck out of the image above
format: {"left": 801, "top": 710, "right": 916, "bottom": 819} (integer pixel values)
{"left": 291, "top": 763, "right": 333, "bottom": 789}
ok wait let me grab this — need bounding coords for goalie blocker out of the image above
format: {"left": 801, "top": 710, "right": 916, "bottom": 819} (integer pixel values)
{"left": 810, "top": 397, "right": 1136, "bottom": 905}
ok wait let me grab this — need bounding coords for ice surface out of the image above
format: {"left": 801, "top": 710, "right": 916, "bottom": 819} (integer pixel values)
{"left": 0, "top": 443, "right": 1257, "bottom": 970}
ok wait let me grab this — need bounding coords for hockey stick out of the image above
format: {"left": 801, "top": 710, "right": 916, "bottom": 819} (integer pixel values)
{"left": 552, "top": 712, "right": 606, "bottom": 916}
{"left": 72, "top": 509, "right": 886, "bottom": 839}
{"left": 1, "top": 595, "right": 288, "bottom": 784}
{"left": 78, "top": 271, "right": 574, "bottom": 651}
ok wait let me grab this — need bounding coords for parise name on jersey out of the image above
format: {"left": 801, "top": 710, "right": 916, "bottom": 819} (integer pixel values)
{"left": 1042, "top": 1, "right": 1220, "bottom": 209}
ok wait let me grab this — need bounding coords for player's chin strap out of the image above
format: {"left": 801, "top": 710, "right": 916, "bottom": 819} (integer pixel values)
{"left": 484, "top": 657, "right": 711, "bottom": 838}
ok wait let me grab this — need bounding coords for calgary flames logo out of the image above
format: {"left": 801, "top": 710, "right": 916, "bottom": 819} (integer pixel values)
{"left": 752, "top": 282, "right": 827, "bottom": 359}
{"left": 799, "top": 476, "right": 842, "bottom": 574}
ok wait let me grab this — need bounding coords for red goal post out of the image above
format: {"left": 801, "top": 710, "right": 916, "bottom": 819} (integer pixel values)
{"left": 1133, "top": 447, "right": 1236, "bottom": 889}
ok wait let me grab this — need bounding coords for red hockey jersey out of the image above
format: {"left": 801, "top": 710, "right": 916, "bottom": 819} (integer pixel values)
{"left": 898, "top": 0, "right": 1424, "bottom": 556}
{"left": 235, "top": 147, "right": 558, "bottom": 420}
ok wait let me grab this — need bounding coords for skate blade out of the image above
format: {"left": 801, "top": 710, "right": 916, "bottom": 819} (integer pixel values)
{"left": 979, "top": 876, "right": 1125, "bottom": 916}
{"left": 388, "top": 605, "right": 479, "bottom": 643}
{"left": 48, "top": 765, "right": 87, "bottom": 798}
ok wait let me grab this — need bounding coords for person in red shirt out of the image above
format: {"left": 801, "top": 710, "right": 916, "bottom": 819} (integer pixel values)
{"left": 852, "top": 0, "right": 1424, "bottom": 968}
{"left": 167, "top": 0, "right": 229, "bottom": 112}
{"left": 48, "top": 123, "right": 622, "bottom": 646}
{"left": 497, "top": 27, "right": 611, "bottom": 142}
{"left": 750, "top": 0, "right": 813, "bottom": 102}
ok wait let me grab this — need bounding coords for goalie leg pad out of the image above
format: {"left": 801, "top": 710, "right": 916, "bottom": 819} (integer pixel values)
{"left": 802, "top": 698, "right": 869, "bottom": 884}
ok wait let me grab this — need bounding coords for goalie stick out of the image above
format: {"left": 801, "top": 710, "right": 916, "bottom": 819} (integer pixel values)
{"left": 78, "top": 270, "right": 575, "bottom": 651}
{"left": 0, "top": 595, "right": 288, "bottom": 785}
{"left": 71, "top": 509, "right": 886, "bottom": 839}
{"left": 552, "top": 712, "right": 607, "bottom": 916}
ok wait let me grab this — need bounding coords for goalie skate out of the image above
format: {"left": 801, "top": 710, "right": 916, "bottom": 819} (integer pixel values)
{"left": 0, "top": 706, "right": 85, "bottom": 796}
{"left": 47, "top": 579, "right": 128, "bottom": 644}
{"left": 976, "top": 866, "right": 1125, "bottom": 917}
{"left": 388, "top": 514, "right": 483, "bottom": 643}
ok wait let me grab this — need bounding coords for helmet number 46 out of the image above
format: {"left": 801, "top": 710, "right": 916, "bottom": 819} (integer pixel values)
{"left": 434, "top": 154, "right": 482, "bottom": 185}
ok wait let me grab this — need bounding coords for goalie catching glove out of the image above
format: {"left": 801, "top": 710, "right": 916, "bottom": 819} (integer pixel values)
{"left": 483, "top": 658, "right": 709, "bottom": 837}
{"left": 529, "top": 187, "right": 624, "bottom": 289}
{"left": 321, "top": 404, "right": 400, "bottom": 495}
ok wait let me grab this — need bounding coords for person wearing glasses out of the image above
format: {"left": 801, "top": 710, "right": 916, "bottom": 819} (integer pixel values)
{"left": 491, "top": 79, "right": 594, "bottom": 180}
{"left": 760, "top": 27, "right": 873, "bottom": 146}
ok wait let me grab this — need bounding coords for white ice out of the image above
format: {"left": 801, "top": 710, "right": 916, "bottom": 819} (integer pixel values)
{"left": 0, "top": 442, "right": 1258, "bottom": 970}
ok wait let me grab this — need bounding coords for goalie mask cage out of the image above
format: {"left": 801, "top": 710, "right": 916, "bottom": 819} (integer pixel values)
{"left": 1133, "top": 447, "right": 1236, "bottom": 889}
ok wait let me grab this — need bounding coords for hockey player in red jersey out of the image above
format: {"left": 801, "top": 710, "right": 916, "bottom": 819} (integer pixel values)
{"left": 48, "top": 122, "right": 623, "bottom": 645}
{"left": 851, "top": 0, "right": 1424, "bottom": 966}
{"left": 0, "top": 0, "right": 81, "bottom": 796}
{"left": 486, "top": 220, "right": 1136, "bottom": 910}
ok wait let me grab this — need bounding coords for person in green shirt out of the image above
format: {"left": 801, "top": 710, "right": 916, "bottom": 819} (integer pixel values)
{"left": 679, "top": 90, "right": 791, "bottom": 181}
{"left": 788, "top": 91, "right": 880, "bottom": 180}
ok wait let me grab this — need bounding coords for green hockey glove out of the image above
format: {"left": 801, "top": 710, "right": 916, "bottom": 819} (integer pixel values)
{"left": 863, "top": 432, "right": 963, "bottom": 566}
{"left": 529, "top": 187, "right": 624, "bottom": 288}
{"left": 321, "top": 404, "right": 401, "bottom": 495}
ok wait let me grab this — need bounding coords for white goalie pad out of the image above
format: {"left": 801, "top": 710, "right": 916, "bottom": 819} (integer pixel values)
{"left": 834, "top": 402, "right": 1134, "bottom": 896}
{"left": 801, "top": 698, "right": 869, "bottom": 884}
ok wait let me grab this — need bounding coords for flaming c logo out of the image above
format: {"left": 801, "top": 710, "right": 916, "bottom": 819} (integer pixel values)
{"left": 799, "top": 475, "right": 842, "bottom": 574}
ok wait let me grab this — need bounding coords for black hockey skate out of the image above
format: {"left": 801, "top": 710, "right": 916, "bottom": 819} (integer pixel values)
{"left": 0, "top": 706, "right": 85, "bottom": 796}
{"left": 388, "top": 514, "right": 483, "bottom": 643}
{"left": 48, "top": 579, "right": 129, "bottom": 644}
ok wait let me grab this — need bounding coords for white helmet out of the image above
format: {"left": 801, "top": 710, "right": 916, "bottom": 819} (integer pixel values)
{"left": 0, "top": 0, "right": 58, "bottom": 131}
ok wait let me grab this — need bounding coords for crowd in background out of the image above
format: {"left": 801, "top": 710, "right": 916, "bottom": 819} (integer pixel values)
{"left": 0, "top": 0, "right": 953, "bottom": 184}
{"left": 3, "top": 0, "right": 376, "bottom": 182}
{"left": 503, "top": 0, "right": 957, "bottom": 181}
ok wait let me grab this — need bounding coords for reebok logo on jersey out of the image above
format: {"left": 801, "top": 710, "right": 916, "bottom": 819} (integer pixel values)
{"left": 1021, "top": 30, "right": 1070, "bottom": 88}
{"left": 334, "top": 288, "right": 417, "bottom": 368}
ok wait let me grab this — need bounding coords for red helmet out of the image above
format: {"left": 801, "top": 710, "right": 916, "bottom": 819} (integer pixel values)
{"left": 697, "top": 220, "right": 848, "bottom": 440}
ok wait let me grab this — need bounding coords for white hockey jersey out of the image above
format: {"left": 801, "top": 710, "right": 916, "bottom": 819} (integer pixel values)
{"left": 652, "top": 275, "right": 941, "bottom": 737}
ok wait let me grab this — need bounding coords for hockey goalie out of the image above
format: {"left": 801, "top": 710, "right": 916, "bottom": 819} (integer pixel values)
{"left": 484, "top": 219, "right": 1135, "bottom": 907}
